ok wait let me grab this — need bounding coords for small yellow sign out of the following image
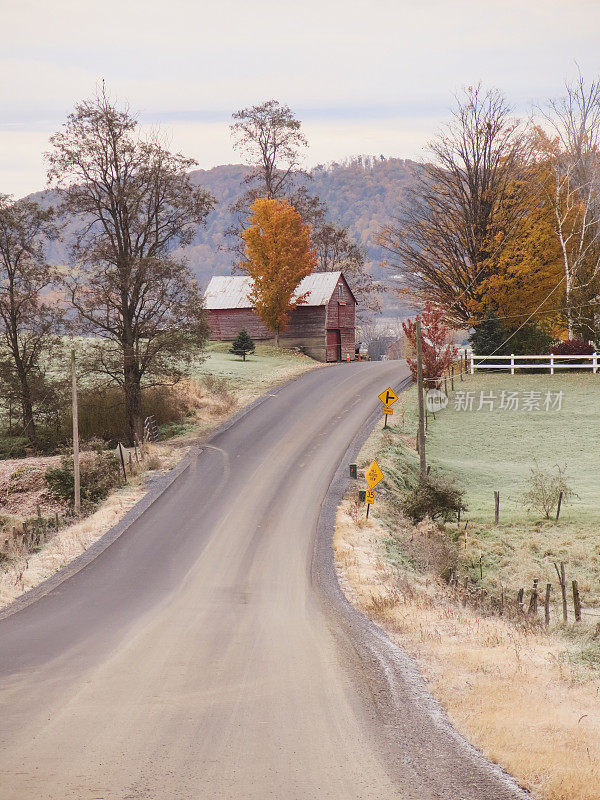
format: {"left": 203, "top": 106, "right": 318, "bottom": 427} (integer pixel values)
{"left": 365, "top": 460, "right": 384, "bottom": 489}
{"left": 378, "top": 387, "right": 398, "bottom": 407}
{"left": 382, "top": 406, "right": 394, "bottom": 415}
{"left": 365, "top": 490, "right": 375, "bottom": 504}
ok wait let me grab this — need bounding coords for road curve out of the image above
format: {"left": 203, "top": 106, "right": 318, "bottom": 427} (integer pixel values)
{"left": 0, "top": 362, "right": 528, "bottom": 800}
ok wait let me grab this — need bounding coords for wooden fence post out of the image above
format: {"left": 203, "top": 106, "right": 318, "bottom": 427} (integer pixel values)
{"left": 554, "top": 561, "right": 568, "bottom": 623}
{"left": 528, "top": 579, "right": 539, "bottom": 615}
{"left": 518, "top": 588, "right": 524, "bottom": 614}
{"left": 118, "top": 442, "right": 127, "bottom": 482}
{"left": 556, "top": 491, "right": 563, "bottom": 521}
{"left": 572, "top": 580, "right": 582, "bottom": 622}
{"left": 544, "top": 583, "right": 551, "bottom": 626}
{"left": 494, "top": 491, "right": 500, "bottom": 524}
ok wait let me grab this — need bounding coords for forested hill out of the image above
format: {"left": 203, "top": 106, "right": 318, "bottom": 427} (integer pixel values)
{"left": 33, "top": 156, "right": 420, "bottom": 289}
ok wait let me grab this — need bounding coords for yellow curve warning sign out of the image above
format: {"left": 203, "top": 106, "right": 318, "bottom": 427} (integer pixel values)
{"left": 365, "top": 460, "right": 384, "bottom": 489}
{"left": 378, "top": 387, "right": 398, "bottom": 407}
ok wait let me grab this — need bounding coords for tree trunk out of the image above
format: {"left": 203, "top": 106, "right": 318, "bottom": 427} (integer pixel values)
{"left": 15, "top": 363, "right": 36, "bottom": 445}
{"left": 20, "top": 383, "right": 36, "bottom": 445}
{"left": 275, "top": 328, "right": 280, "bottom": 347}
{"left": 123, "top": 346, "right": 143, "bottom": 446}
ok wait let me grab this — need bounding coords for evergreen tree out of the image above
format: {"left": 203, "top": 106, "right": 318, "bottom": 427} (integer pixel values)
{"left": 230, "top": 329, "right": 255, "bottom": 361}
{"left": 470, "top": 309, "right": 553, "bottom": 356}
{"left": 469, "top": 310, "right": 508, "bottom": 356}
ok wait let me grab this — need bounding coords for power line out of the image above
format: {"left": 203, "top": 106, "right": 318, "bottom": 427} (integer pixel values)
{"left": 472, "top": 298, "right": 600, "bottom": 323}
{"left": 485, "top": 274, "right": 568, "bottom": 357}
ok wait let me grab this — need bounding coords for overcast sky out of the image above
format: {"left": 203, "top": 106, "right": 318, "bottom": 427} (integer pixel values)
{"left": 1, "top": 0, "right": 599, "bottom": 197}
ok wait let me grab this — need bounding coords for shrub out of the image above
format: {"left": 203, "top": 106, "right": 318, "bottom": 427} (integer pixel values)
{"left": 509, "top": 324, "right": 553, "bottom": 356}
{"left": 45, "top": 450, "right": 121, "bottom": 510}
{"left": 0, "top": 436, "right": 29, "bottom": 460}
{"left": 77, "top": 385, "right": 190, "bottom": 443}
{"left": 521, "top": 463, "right": 576, "bottom": 520}
{"left": 392, "top": 525, "right": 459, "bottom": 582}
{"left": 551, "top": 339, "right": 595, "bottom": 356}
{"left": 401, "top": 474, "right": 466, "bottom": 523}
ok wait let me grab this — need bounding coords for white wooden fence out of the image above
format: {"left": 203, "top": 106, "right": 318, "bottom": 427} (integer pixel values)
{"left": 470, "top": 353, "right": 599, "bottom": 375}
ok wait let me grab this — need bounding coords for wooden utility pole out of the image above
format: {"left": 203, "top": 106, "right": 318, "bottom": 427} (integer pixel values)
{"left": 416, "top": 318, "right": 426, "bottom": 479}
{"left": 71, "top": 349, "right": 81, "bottom": 515}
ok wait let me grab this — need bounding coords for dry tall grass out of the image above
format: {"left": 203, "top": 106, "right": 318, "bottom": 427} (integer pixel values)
{"left": 0, "top": 485, "right": 145, "bottom": 608}
{"left": 334, "top": 500, "right": 600, "bottom": 800}
{"left": 0, "top": 441, "right": 183, "bottom": 609}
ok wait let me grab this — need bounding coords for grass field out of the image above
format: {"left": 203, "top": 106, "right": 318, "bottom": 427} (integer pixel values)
{"left": 334, "top": 370, "right": 600, "bottom": 799}
{"left": 377, "top": 371, "right": 600, "bottom": 609}
{"left": 422, "top": 373, "right": 599, "bottom": 523}
{"left": 193, "top": 341, "right": 320, "bottom": 399}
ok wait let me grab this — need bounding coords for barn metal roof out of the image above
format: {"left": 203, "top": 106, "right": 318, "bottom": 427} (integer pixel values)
{"left": 204, "top": 271, "right": 343, "bottom": 310}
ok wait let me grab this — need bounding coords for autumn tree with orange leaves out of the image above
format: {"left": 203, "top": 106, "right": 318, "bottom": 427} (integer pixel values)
{"left": 468, "top": 156, "right": 565, "bottom": 336}
{"left": 242, "top": 197, "right": 317, "bottom": 345}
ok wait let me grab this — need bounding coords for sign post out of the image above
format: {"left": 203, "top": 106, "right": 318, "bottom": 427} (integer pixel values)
{"left": 364, "top": 460, "right": 384, "bottom": 519}
{"left": 416, "top": 319, "right": 426, "bottom": 479}
{"left": 71, "top": 349, "right": 81, "bottom": 516}
{"left": 378, "top": 387, "right": 398, "bottom": 428}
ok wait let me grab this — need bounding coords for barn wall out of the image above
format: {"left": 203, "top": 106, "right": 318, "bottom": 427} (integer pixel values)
{"left": 208, "top": 309, "right": 271, "bottom": 340}
{"left": 207, "top": 274, "right": 356, "bottom": 363}
{"left": 208, "top": 306, "right": 328, "bottom": 361}
{"left": 325, "top": 275, "right": 356, "bottom": 361}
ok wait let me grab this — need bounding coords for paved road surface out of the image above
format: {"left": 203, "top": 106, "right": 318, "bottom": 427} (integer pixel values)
{"left": 0, "top": 362, "right": 528, "bottom": 800}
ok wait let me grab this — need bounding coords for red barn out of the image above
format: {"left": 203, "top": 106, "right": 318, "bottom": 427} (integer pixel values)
{"left": 204, "top": 271, "right": 356, "bottom": 362}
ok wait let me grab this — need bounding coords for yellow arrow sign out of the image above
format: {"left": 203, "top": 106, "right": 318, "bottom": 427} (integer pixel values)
{"left": 365, "top": 460, "right": 384, "bottom": 489}
{"left": 378, "top": 387, "right": 398, "bottom": 407}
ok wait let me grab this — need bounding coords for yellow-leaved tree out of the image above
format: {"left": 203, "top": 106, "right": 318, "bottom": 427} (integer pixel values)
{"left": 469, "top": 156, "right": 566, "bottom": 337}
{"left": 242, "top": 197, "right": 317, "bottom": 345}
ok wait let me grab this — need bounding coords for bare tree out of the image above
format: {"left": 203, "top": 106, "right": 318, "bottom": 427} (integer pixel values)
{"left": 46, "top": 89, "right": 215, "bottom": 444}
{"left": 231, "top": 99, "right": 308, "bottom": 200}
{"left": 542, "top": 73, "right": 600, "bottom": 338}
{"left": 229, "top": 99, "right": 378, "bottom": 314}
{"left": 0, "top": 195, "right": 60, "bottom": 444}
{"left": 380, "top": 85, "right": 528, "bottom": 324}
{"left": 312, "top": 221, "right": 381, "bottom": 314}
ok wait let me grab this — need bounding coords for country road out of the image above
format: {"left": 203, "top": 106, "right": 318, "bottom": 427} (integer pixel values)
{"left": 0, "top": 362, "right": 528, "bottom": 800}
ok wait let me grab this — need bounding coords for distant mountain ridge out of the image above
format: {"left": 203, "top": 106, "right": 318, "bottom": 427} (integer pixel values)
{"left": 27, "top": 157, "right": 421, "bottom": 290}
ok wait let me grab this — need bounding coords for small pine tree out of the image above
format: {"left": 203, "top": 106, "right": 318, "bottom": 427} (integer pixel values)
{"left": 469, "top": 310, "right": 507, "bottom": 356}
{"left": 230, "top": 329, "right": 255, "bottom": 361}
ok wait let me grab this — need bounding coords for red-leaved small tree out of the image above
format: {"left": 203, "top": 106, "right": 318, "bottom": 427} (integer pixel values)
{"left": 402, "top": 302, "right": 458, "bottom": 387}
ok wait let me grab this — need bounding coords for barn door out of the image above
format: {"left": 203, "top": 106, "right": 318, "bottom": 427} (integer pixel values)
{"left": 327, "top": 329, "right": 341, "bottom": 362}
